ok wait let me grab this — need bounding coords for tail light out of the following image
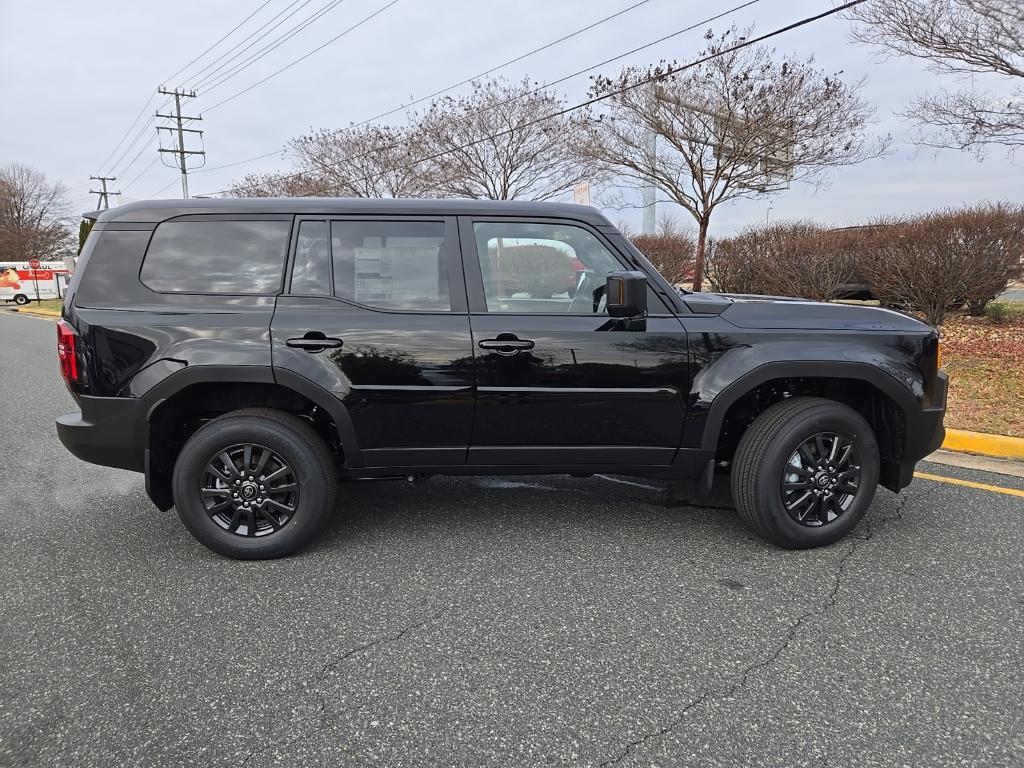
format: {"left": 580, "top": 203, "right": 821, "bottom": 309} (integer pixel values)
{"left": 57, "top": 320, "right": 80, "bottom": 383}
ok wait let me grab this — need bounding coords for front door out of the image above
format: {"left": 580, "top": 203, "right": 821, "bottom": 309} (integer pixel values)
{"left": 460, "top": 217, "right": 689, "bottom": 467}
{"left": 271, "top": 216, "right": 475, "bottom": 467}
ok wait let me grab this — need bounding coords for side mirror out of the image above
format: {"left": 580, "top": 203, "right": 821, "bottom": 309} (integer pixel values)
{"left": 605, "top": 271, "right": 647, "bottom": 318}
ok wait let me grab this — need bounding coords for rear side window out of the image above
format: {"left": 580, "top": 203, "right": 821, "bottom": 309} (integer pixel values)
{"left": 331, "top": 220, "right": 449, "bottom": 311}
{"left": 141, "top": 219, "right": 291, "bottom": 294}
{"left": 290, "top": 220, "right": 331, "bottom": 295}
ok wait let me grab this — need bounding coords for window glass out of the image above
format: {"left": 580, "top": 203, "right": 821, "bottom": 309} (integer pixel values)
{"left": 290, "top": 220, "right": 330, "bottom": 295}
{"left": 472, "top": 221, "right": 625, "bottom": 314}
{"left": 141, "top": 219, "right": 290, "bottom": 294}
{"left": 331, "top": 220, "right": 449, "bottom": 311}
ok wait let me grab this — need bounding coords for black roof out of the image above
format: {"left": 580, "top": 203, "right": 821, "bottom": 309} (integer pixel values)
{"left": 88, "top": 197, "right": 613, "bottom": 227}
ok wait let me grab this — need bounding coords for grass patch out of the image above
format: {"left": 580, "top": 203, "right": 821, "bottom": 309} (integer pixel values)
{"left": 24, "top": 299, "right": 63, "bottom": 312}
{"left": 940, "top": 314, "right": 1024, "bottom": 438}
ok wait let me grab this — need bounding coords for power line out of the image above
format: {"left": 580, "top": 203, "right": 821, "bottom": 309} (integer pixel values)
{"left": 121, "top": 156, "right": 161, "bottom": 191}
{"left": 349, "top": 0, "right": 662, "bottom": 130}
{"left": 195, "top": 0, "right": 350, "bottom": 95}
{"left": 105, "top": 114, "right": 161, "bottom": 178}
{"left": 112, "top": 125, "right": 161, "bottom": 181}
{"left": 203, "top": 0, "right": 403, "bottom": 113}
{"left": 146, "top": 176, "right": 185, "bottom": 199}
{"left": 183, "top": 0, "right": 314, "bottom": 90}
{"left": 164, "top": 0, "right": 278, "bottom": 85}
{"left": 95, "top": 91, "right": 158, "bottom": 174}
{"left": 212, "top": 0, "right": 869, "bottom": 198}
{"left": 197, "top": 0, "right": 759, "bottom": 191}
{"left": 190, "top": 0, "right": 753, "bottom": 180}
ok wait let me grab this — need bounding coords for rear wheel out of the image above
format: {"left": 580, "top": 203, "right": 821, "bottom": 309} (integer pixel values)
{"left": 13, "top": 294, "right": 29, "bottom": 306}
{"left": 172, "top": 408, "right": 336, "bottom": 559}
{"left": 731, "top": 397, "right": 879, "bottom": 549}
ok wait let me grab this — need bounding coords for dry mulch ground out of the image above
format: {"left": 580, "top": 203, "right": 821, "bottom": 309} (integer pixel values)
{"left": 940, "top": 312, "right": 1024, "bottom": 437}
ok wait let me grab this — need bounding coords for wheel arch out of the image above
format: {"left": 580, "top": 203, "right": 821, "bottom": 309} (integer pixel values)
{"left": 141, "top": 365, "right": 361, "bottom": 510}
{"left": 701, "top": 361, "right": 921, "bottom": 492}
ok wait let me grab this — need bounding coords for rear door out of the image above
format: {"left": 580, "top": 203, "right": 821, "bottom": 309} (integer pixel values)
{"left": 271, "top": 215, "right": 475, "bottom": 467}
{"left": 459, "top": 217, "right": 689, "bottom": 467}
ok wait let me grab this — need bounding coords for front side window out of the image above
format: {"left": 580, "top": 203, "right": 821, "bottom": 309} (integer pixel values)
{"left": 141, "top": 219, "right": 290, "bottom": 294}
{"left": 331, "top": 220, "right": 449, "bottom": 311}
{"left": 472, "top": 221, "right": 625, "bottom": 314}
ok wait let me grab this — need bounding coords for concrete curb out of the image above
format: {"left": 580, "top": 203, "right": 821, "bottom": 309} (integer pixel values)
{"left": 943, "top": 428, "right": 1024, "bottom": 460}
{"left": 14, "top": 307, "right": 61, "bottom": 318}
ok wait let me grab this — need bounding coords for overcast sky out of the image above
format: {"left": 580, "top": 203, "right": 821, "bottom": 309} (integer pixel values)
{"left": 1, "top": 0, "right": 1020, "bottom": 234}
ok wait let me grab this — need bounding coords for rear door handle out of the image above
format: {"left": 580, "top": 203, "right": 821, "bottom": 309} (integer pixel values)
{"left": 478, "top": 336, "right": 535, "bottom": 355}
{"left": 286, "top": 332, "right": 343, "bottom": 352}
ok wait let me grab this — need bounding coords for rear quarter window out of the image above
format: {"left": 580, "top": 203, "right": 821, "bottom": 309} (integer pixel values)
{"left": 141, "top": 219, "right": 291, "bottom": 294}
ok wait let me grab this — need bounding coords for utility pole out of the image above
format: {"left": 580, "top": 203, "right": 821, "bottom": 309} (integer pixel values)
{"left": 89, "top": 176, "right": 121, "bottom": 210}
{"left": 156, "top": 87, "right": 205, "bottom": 198}
{"left": 641, "top": 85, "right": 657, "bottom": 235}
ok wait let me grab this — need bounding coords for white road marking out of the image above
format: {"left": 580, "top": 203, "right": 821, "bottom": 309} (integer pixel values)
{"left": 595, "top": 474, "right": 662, "bottom": 491}
{"left": 475, "top": 478, "right": 565, "bottom": 491}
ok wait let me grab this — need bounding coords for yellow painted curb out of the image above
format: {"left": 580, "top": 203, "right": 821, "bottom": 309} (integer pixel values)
{"left": 16, "top": 307, "right": 61, "bottom": 318}
{"left": 942, "top": 428, "right": 1024, "bottom": 460}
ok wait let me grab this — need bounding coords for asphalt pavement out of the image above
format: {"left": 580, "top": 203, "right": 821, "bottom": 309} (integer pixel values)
{"left": 1, "top": 309, "right": 1021, "bottom": 768}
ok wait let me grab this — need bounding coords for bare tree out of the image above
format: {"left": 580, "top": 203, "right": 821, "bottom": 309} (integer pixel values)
{"left": 289, "top": 124, "right": 432, "bottom": 197}
{"left": 229, "top": 171, "right": 331, "bottom": 198}
{"left": 414, "top": 77, "right": 594, "bottom": 201}
{"left": 0, "top": 163, "right": 73, "bottom": 261}
{"left": 230, "top": 124, "right": 430, "bottom": 198}
{"left": 849, "top": 0, "right": 1024, "bottom": 153}
{"left": 577, "top": 27, "right": 889, "bottom": 291}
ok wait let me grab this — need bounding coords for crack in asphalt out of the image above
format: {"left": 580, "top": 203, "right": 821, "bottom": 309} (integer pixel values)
{"left": 240, "top": 608, "right": 448, "bottom": 767}
{"left": 598, "top": 537, "right": 864, "bottom": 767}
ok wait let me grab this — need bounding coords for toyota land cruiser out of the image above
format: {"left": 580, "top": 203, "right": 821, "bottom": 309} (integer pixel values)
{"left": 56, "top": 199, "right": 946, "bottom": 559}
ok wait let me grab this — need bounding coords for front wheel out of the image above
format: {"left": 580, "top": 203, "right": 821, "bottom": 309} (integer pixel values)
{"left": 731, "top": 397, "right": 880, "bottom": 549}
{"left": 172, "top": 408, "right": 336, "bottom": 559}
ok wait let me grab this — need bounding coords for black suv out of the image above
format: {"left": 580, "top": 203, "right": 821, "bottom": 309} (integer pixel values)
{"left": 56, "top": 199, "right": 946, "bottom": 559}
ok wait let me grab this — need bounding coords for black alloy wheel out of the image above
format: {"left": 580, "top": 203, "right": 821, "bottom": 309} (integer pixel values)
{"left": 200, "top": 443, "right": 299, "bottom": 537}
{"left": 731, "top": 396, "right": 880, "bottom": 549}
{"left": 781, "top": 433, "right": 862, "bottom": 527}
{"left": 172, "top": 408, "right": 336, "bottom": 559}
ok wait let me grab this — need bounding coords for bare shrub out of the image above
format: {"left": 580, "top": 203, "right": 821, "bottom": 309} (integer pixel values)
{"left": 630, "top": 231, "right": 695, "bottom": 285}
{"left": 857, "top": 204, "right": 1024, "bottom": 325}
{"left": 706, "top": 222, "right": 857, "bottom": 300}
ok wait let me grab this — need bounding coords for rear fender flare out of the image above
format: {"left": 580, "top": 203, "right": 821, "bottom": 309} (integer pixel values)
{"left": 141, "top": 365, "right": 363, "bottom": 466}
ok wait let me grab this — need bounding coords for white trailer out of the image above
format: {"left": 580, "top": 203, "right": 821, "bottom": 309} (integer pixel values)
{"left": 0, "top": 262, "right": 72, "bottom": 305}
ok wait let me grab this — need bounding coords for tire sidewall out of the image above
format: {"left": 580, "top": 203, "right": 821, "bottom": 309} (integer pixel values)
{"left": 754, "top": 406, "right": 879, "bottom": 548}
{"left": 173, "top": 418, "right": 330, "bottom": 558}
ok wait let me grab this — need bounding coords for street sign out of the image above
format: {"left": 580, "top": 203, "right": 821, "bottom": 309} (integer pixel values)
{"left": 28, "top": 259, "right": 40, "bottom": 269}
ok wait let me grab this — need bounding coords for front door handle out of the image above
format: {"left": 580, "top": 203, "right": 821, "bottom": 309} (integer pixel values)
{"left": 478, "top": 336, "right": 535, "bottom": 356}
{"left": 286, "top": 332, "right": 344, "bottom": 352}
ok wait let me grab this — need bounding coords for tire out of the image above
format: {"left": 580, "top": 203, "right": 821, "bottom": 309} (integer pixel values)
{"left": 731, "top": 397, "right": 879, "bottom": 549}
{"left": 13, "top": 294, "right": 29, "bottom": 306}
{"left": 172, "top": 408, "right": 336, "bottom": 559}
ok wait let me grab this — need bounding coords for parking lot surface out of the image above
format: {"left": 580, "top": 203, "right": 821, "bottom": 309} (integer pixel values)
{"left": 1, "top": 310, "right": 1021, "bottom": 767}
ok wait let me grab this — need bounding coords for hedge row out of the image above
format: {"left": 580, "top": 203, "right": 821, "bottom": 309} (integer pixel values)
{"left": 698, "top": 203, "right": 1023, "bottom": 325}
